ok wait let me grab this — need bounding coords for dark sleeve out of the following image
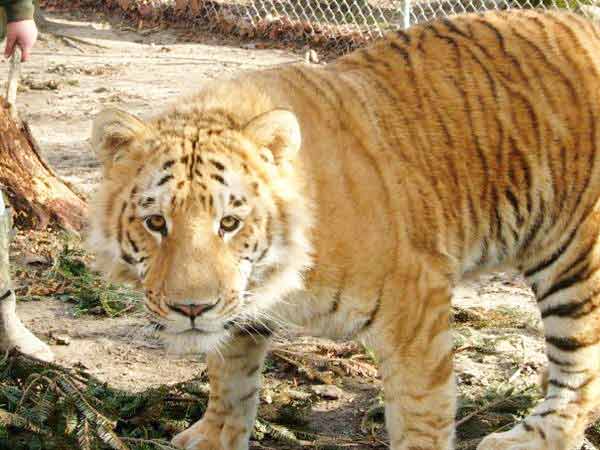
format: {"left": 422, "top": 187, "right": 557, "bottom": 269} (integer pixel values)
{"left": 0, "top": 0, "right": 34, "bottom": 22}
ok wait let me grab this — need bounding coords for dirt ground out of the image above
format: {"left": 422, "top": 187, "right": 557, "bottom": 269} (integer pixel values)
{"left": 1, "top": 8, "right": 589, "bottom": 450}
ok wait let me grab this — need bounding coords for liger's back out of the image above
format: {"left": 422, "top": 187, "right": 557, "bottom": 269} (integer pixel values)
{"left": 300, "top": 9, "right": 600, "bottom": 268}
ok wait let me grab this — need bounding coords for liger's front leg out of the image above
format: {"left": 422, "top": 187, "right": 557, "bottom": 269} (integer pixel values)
{"left": 172, "top": 330, "right": 270, "bottom": 450}
{"left": 369, "top": 269, "right": 455, "bottom": 450}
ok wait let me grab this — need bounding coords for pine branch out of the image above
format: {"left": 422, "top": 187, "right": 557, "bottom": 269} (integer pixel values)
{"left": 0, "top": 409, "right": 51, "bottom": 436}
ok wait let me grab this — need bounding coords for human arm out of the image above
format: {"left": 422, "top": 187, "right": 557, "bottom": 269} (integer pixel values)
{"left": 1, "top": 1, "right": 36, "bottom": 61}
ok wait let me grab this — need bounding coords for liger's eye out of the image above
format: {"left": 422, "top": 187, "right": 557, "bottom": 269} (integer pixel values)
{"left": 219, "top": 215, "right": 241, "bottom": 234}
{"left": 145, "top": 215, "right": 167, "bottom": 235}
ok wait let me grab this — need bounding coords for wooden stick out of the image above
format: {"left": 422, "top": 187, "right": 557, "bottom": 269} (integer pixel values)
{"left": 6, "top": 47, "right": 21, "bottom": 122}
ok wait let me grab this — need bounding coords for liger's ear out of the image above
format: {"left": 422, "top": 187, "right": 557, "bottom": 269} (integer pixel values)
{"left": 243, "top": 109, "right": 301, "bottom": 165}
{"left": 91, "top": 108, "right": 149, "bottom": 167}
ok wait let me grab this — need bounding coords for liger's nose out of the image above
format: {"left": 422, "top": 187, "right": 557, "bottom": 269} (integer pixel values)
{"left": 167, "top": 302, "right": 218, "bottom": 318}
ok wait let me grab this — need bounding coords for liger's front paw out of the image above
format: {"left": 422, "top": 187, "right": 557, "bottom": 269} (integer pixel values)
{"left": 171, "top": 420, "right": 223, "bottom": 450}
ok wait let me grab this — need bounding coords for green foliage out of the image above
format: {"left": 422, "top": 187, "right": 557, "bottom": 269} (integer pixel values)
{"left": 586, "top": 419, "right": 600, "bottom": 447}
{"left": 452, "top": 305, "right": 533, "bottom": 331}
{"left": 0, "top": 352, "right": 207, "bottom": 450}
{"left": 274, "top": 404, "right": 309, "bottom": 427}
{"left": 522, "top": 0, "right": 595, "bottom": 9}
{"left": 52, "top": 245, "right": 144, "bottom": 317}
{"left": 0, "top": 352, "right": 329, "bottom": 450}
{"left": 456, "top": 384, "right": 541, "bottom": 441}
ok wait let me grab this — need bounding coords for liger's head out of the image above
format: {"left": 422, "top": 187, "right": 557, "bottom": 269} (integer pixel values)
{"left": 87, "top": 98, "right": 313, "bottom": 353}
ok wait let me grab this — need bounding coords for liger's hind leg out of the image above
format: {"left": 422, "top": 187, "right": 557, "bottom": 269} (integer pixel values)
{"left": 479, "top": 217, "right": 600, "bottom": 450}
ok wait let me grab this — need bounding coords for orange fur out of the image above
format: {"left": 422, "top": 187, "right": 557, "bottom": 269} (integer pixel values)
{"left": 89, "top": 9, "right": 600, "bottom": 449}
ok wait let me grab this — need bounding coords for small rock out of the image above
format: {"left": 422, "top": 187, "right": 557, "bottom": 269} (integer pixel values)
{"left": 50, "top": 331, "right": 71, "bottom": 345}
{"left": 73, "top": 361, "right": 89, "bottom": 370}
{"left": 25, "top": 78, "right": 60, "bottom": 91}
{"left": 19, "top": 252, "right": 53, "bottom": 268}
{"left": 457, "top": 372, "right": 476, "bottom": 386}
{"left": 310, "top": 384, "right": 342, "bottom": 400}
{"left": 287, "top": 389, "right": 312, "bottom": 401}
{"left": 452, "top": 306, "right": 485, "bottom": 324}
{"left": 495, "top": 339, "right": 517, "bottom": 353}
{"left": 304, "top": 49, "right": 320, "bottom": 64}
{"left": 89, "top": 306, "right": 105, "bottom": 315}
{"left": 94, "top": 87, "right": 109, "bottom": 93}
{"left": 262, "top": 390, "right": 273, "bottom": 404}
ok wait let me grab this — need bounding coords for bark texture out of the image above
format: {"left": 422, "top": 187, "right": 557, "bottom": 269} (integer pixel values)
{"left": 0, "top": 98, "right": 87, "bottom": 231}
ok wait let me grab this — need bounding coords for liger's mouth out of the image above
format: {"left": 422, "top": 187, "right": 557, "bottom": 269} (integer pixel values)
{"left": 150, "top": 315, "right": 237, "bottom": 339}
{"left": 179, "top": 328, "right": 208, "bottom": 336}
{"left": 172, "top": 323, "right": 227, "bottom": 336}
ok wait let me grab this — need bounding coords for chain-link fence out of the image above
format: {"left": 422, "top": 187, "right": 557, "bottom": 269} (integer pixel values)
{"left": 108, "top": 0, "right": 599, "bottom": 54}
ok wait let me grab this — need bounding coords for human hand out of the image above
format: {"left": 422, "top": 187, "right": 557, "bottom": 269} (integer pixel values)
{"left": 5, "top": 20, "right": 38, "bottom": 62}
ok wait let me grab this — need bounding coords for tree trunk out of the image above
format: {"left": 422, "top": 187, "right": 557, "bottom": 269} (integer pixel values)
{"left": 0, "top": 98, "right": 87, "bottom": 232}
{"left": 34, "top": 2, "right": 52, "bottom": 31}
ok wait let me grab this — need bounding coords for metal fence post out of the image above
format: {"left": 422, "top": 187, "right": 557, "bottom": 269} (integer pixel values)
{"left": 403, "top": 0, "right": 411, "bottom": 30}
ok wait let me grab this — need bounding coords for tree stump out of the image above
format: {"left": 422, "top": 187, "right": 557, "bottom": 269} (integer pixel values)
{"left": 33, "top": 0, "right": 52, "bottom": 31}
{"left": 0, "top": 98, "right": 87, "bottom": 231}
